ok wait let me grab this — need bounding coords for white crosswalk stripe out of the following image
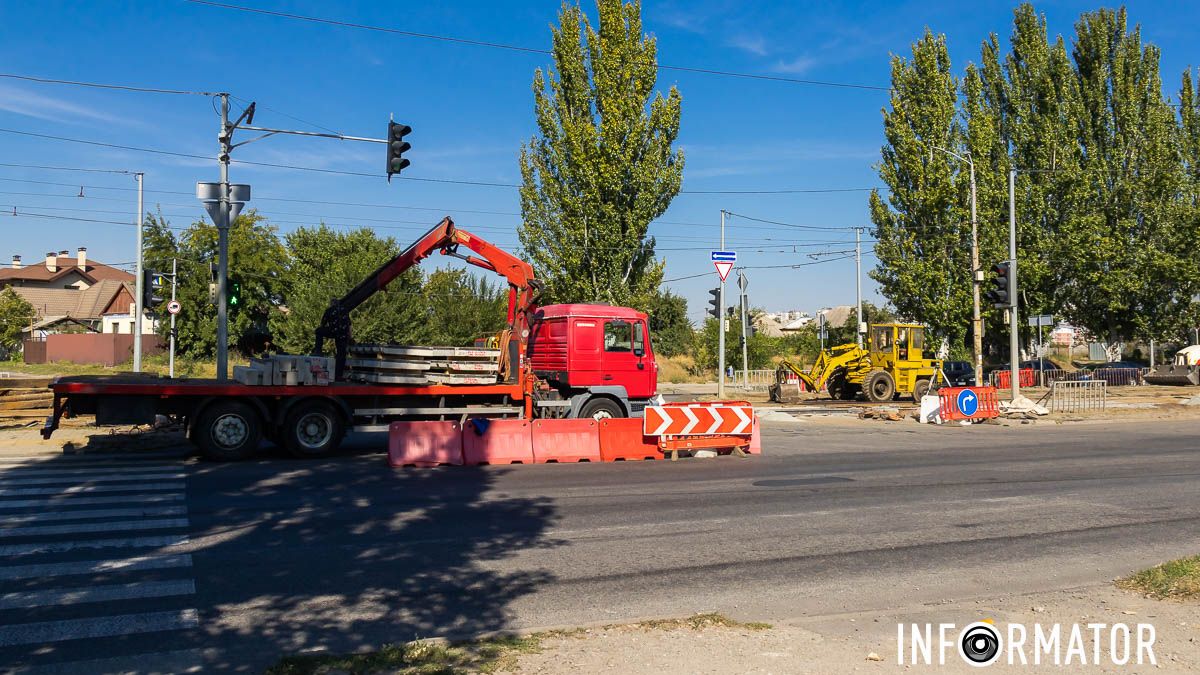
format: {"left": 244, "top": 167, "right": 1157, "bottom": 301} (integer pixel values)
{"left": 0, "top": 457, "right": 198, "bottom": 669}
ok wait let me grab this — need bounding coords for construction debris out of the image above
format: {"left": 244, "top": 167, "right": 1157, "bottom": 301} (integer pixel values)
{"left": 1000, "top": 395, "right": 1049, "bottom": 417}
{"left": 860, "top": 407, "right": 905, "bottom": 421}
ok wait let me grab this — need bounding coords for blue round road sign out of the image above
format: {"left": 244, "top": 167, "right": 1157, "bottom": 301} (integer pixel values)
{"left": 956, "top": 388, "right": 979, "bottom": 417}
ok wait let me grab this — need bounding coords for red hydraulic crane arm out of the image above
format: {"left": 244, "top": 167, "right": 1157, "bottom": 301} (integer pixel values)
{"left": 314, "top": 216, "right": 541, "bottom": 379}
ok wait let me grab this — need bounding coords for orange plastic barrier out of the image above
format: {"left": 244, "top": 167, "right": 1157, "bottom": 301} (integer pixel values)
{"left": 531, "top": 418, "right": 601, "bottom": 463}
{"left": 993, "top": 368, "right": 1035, "bottom": 389}
{"left": 937, "top": 386, "right": 1000, "bottom": 421}
{"left": 598, "top": 418, "right": 660, "bottom": 461}
{"left": 388, "top": 421, "right": 463, "bottom": 467}
{"left": 462, "top": 418, "right": 533, "bottom": 465}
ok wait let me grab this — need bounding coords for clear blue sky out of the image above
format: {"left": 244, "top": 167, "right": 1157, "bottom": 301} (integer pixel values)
{"left": 1, "top": 1, "right": 1197, "bottom": 324}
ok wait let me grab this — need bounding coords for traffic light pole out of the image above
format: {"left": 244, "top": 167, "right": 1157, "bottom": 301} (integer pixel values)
{"left": 133, "top": 172, "right": 144, "bottom": 373}
{"left": 169, "top": 258, "right": 177, "bottom": 379}
{"left": 1008, "top": 169, "right": 1020, "bottom": 401}
{"left": 740, "top": 274, "right": 749, "bottom": 389}
{"left": 855, "top": 227, "right": 863, "bottom": 348}
{"left": 216, "top": 94, "right": 231, "bottom": 381}
{"left": 717, "top": 209, "right": 726, "bottom": 399}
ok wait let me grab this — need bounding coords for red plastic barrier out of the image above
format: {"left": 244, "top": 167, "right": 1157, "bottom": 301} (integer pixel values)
{"left": 462, "top": 418, "right": 533, "bottom": 465}
{"left": 388, "top": 421, "right": 463, "bottom": 467}
{"left": 993, "top": 368, "right": 1035, "bottom": 389}
{"left": 531, "top": 418, "right": 601, "bottom": 463}
{"left": 598, "top": 418, "right": 659, "bottom": 461}
{"left": 937, "top": 386, "right": 1000, "bottom": 421}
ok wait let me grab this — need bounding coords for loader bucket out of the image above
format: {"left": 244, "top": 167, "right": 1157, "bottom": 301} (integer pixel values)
{"left": 1143, "top": 364, "right": 1200, "bottom": 386}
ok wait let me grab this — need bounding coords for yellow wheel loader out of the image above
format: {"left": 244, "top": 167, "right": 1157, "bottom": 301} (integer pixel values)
{"left": 770, "top": 323, "right": 944, "bottom": 403}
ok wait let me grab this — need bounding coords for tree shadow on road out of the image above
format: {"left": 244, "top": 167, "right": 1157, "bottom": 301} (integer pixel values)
{"left": 187, "top": 438, "right": 561, "bottom": 671}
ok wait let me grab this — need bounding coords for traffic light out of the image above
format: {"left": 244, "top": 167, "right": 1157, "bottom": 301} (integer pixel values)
{"left": 386, "top": 121, "right": 412, "bottom": 180}
{"left": 985, "top": 261, "right": 1012, "bottom": 308}
{"left": 208, "top": 282, "right": 218, "bottom": 306}
{"left": 142, "top": 270, "right": 164, "bottom": 308}
{"left": 707, "top": 287, "right": 721, "bottom": 319}
{"left": 226, "top": 278, "right": 242, "bottom": 310}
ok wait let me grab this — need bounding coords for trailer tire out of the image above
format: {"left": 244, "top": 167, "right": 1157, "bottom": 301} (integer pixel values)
{"left": 864, "top": 369, "right": 896, "bottom": 403}
{"left": 194, "top": 401, "right": 262, "bottom": 462}
{"left": 579, "top": 397, "right": 624, "bottom": 420}
{"left": 282, "top": 400, "right": 345, "bottom": 458}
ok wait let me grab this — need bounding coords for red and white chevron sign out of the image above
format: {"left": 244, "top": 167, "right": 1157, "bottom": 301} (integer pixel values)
{"left": 643, "top": 402, "right": 754, "bottom": 436}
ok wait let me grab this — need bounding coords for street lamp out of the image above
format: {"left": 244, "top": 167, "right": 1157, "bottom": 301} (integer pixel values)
{"left": 931, "top": 145, "right": 981, "bottom": 387}
{"left": 198, "top": 181, "right": 250, "bottom": 381}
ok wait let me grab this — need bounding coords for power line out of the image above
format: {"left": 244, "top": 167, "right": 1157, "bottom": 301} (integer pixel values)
{"left": 687, "top": 187, "right": 877, "bottom": 195}
{"left": 184, "top": 0, "right": 888, "bottom": 92}
{"left": 726, "top": 211, "right": 865, "bottom": 231}
{"left": 0, "top": 127, "right": 207, "bottom": 160}
{"left": 0, "top": 72, "right": 218, "bottom": 96}
{"left": 0, "top": 162, "right": 136, "bottom": 175}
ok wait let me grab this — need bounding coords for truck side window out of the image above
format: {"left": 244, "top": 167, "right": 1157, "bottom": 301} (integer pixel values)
{"left": 604, "top": 321, "right": 632, "bottom": 352}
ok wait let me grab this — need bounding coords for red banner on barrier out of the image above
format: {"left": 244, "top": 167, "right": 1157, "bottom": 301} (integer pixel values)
{"left": 643, "top": 401, "right": 753, "bottom": 436}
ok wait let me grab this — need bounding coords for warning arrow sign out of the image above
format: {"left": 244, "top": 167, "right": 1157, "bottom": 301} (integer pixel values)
{"left": 644, "top": 402, "right": 753, "bottom": 436}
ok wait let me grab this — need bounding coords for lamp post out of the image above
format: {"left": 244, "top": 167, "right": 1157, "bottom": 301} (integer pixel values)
{"left": 931, "top": 145, "right": 981, "bottom": 386}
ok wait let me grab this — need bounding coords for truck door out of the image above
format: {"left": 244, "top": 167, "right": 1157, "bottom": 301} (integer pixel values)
{"left": 600, "top": 319, "right": 654, "bottom": 399}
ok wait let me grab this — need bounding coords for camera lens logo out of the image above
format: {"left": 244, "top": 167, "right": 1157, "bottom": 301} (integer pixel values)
{"left": 958, "top": 621, "right": 1001, "bottom": 667}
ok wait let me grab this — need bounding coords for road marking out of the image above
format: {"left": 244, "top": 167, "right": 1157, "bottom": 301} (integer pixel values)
{"left": 0, "top": 493, "right": 184, "bottom": 510}
{"left": 0, "top": 472, "right": 184, "bottom": 486}
{"left": 0, "top": 579, "right": 196, "bottom": 610}
{"left": 0, "top": 554, "right": 192, "bottom": 581}
{"left": 0, "top": 505, "right": 186, "bottom": 525}
{"left": 0, "top": 481, "right": 184, "bottom": 497}
{"left": 0, "top": 534, "right": 187, "bottom": 557}
{"left": 6, "top": 647, "right": 208, "bottom": 675}
{"left": 0, "top": 609, "right": 199, "bottom": 647}
{"left": 0, "top": 465, "right": 182, "bottom": 477}
{"left": 0, "top": 517, "right": 189, "bottom": 539}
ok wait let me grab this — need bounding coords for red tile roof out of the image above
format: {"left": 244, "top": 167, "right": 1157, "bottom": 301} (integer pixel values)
{"left": 0, "top": 257, "right": 132, "bottom": 285}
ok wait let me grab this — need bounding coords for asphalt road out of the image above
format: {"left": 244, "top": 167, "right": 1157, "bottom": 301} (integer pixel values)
{"left": 1, "top": 418, "right": 1198, "bottom": 673}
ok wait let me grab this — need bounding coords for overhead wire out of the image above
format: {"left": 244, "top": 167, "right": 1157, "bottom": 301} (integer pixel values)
{"left": 0, "top": 72, "right": 218, "bottom": 96}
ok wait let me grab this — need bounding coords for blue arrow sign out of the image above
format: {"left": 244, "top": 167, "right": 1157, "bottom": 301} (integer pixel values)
{"left": 711, "top": 250, "right": 737, "bottom": 262}
{"left": 956, "top": 388, "right": 979, "bottom": 417}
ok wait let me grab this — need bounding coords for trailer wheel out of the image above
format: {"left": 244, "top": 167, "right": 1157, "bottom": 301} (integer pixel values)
{"left": 195, "top": 401, "right": 262, "bottom": 461}
{"left": 864, "top": 370, "right": 896, "bottom": 403}
{"left": 579, "top": 397, "right": 623, "bottom": 420}
{"left": 282, "top": 400, "right": 345, "bottom": 458}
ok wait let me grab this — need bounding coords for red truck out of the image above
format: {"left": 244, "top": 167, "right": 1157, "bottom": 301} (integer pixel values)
{"left": 42, "top": 218, "right": 663, "bottom": 461}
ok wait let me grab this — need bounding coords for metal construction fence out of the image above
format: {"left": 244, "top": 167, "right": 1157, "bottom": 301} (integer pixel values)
{"left": 988, "top": 367, "right": 1145, "bottom": 389}
{"left": 1047, "top": 380, "right": 1107, "bottom": 413}
{"left": 733, "top": 369, "right": 779, "bottom": 390}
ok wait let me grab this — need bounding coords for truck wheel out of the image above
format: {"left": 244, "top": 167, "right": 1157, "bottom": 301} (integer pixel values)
{"left": 282, "top": 400, "right": 345, "bottom": 458}
{"left": 579, "top": 397, "right": 623, "bottom": 420}
{"left": 864, "top": 370, "right": 896, "bottom": 403}
{"left": 195, "top": 401, "right": 262, "bottom": 461}
{"left": 913, "top": 378, "right": 931, "bottom": 401}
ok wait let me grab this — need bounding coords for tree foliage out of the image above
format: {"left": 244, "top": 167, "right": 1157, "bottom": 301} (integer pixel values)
{"left": 518, "top": 0, "right": 683, "bottom": 309}
{"left": 872, "top": 4, "right": 1200, "bottom": 354}
{"left": 0, "top": 288, "right": 35, "bottom": 357}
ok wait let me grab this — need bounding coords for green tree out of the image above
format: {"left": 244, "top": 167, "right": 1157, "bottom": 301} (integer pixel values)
{"left": 518, "top": 0, "right": 684, "bottom": 308}
{"left": 413, "top": 268, "right": 508, "bottom": 346}
{"left": 150, "top": 210, "right": 287, "bottom": 358}
{"left": 0, "top": 288, "right": 35, "bottom": 358}
{"left": 271, "top": 225, "right": 423, "bottom": 354}
{"left": 643, "top": 289, "right": 692, "bottom": 357}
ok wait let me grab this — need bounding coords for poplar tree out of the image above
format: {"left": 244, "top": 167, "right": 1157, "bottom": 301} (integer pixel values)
{"left": 518, "top": 0, "right": 684, "bottom": 307}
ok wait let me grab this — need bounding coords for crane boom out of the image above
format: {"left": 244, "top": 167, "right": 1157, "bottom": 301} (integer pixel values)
{"left": 314, "top": 217, "right": 540, "bottom": 378}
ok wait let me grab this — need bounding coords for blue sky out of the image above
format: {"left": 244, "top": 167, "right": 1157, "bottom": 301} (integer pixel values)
{"left": 1, "top": 1, "right": 1197, "bottom": 324}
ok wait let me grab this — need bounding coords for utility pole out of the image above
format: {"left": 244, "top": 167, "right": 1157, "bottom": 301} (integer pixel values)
{"left": 931, "top": 145, "right": 981, "bottom": 385}
{"left": 215, "top": 94, "right": 232, "bottom": 381}
{"left": 133, "top": 172, "right": 145, "bottom": 373}
{"left": 1007, "top": 169, "right": 1020, "bottom": 401}
{"left": 738, "top": 271, "right": 749, "bottom": 389}
{"left": 169, "top": 257, "right": 177, "bottom": 378}
{"left": 718, "top": 209, "right": 727, "bottom": 399}
{"left": 855, "top": 227, "right": 863, "bottom": 348}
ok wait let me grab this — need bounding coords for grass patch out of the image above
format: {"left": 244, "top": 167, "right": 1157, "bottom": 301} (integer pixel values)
{"left": 1117, "top": 554, "right": 1200, "bottom": 600}
{"left": 0, "top": 355, "right": 241, "bottom": 379}
{"left": 657, "top": 355, "right": 713, "bottom": 384}
{"left": 265, "top": 613, "right": 770, "bottom": 675}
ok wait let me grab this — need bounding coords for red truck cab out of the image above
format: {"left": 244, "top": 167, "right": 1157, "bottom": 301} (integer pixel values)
{"left": 528, "top": 304, "right": 659, "bottom": 418}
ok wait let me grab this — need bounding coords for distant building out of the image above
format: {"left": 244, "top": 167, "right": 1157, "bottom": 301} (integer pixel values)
{"left": 2, "top": 248, "right": 153, "bottom": 337}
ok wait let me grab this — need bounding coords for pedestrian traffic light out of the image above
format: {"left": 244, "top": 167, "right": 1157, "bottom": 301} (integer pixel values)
{"left": 208, "top": 282, "right": 218, "bottom": 306}
{"left": 142, "top": 269, "right": 164, "bottom": 308}
{"left": 226, "top": 278, "right": 242, "bottom": 310}
{"left": 985, "top": 261, "right": 1012, "bottom": 308}
{"left": 707, "top": 287, "right": 721, "bottom": 320}
{"left": 386, "top": 121, "right": 412, "bottom": 180}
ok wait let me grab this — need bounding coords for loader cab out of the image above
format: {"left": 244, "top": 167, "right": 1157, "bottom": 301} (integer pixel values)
{"left": 870, "top": 323, "right": 926, "bottom": 367}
